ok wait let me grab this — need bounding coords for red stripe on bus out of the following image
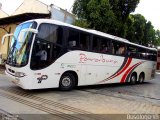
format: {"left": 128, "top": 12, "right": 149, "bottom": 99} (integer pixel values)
{"left": 99, "top": 58, "right": 132, "bottom": 83}
{"left": 106, "top": 58, "right": 131, "bottom": 80}
{"left": 120, "top": 62, "right": 144, "bottom": 83}
{"left": 110, "top": 58, "right": 132, "bottom": 79}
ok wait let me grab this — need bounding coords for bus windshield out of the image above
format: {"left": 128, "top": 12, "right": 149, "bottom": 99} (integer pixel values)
{"left": 7, "top": 22, "right": 37, "bottom": 67}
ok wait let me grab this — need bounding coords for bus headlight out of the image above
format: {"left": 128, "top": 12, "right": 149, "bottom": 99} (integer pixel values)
{"left": 15, "top": 72, "right": 26, "bottom": 77}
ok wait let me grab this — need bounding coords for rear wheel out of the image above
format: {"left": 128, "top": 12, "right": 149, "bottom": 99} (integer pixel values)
{"left": 138, "top": 73, "right": 145, "bottom": 83}
{"left": 130, "top": 73, "right": 137, "bottom": 85}
{"left": 59, "top": 73, "right": 76, "bottom": 91}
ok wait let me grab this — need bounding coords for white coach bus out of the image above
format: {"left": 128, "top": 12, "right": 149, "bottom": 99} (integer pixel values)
{"left": 2, "top": 19, "right": 157, "bottom": 90}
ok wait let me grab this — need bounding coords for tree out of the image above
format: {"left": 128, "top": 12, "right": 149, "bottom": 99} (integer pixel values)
{"left": 73, "top": 0, "right": 117, "bottom": 34}
{"left": 132, "top": 14, "right": 146, "bottom": 44}
{"left": 109, "top": 0, "right": 140, "bottom": 37}
{"left": 72, "top": 0, "right": 140, "bottom": 37}
{"left": 143, "top": 21, "right": 156, "bottom": 46}
{"left": 72, "top": 0, "right": 90, "bottom": 19}
{"left": 73, "top": 19, "right": 90, "bottom": 28}
{"left": 154, "top": 30, "right": 160, "bottom": 46}
{"left": 126, "top": 15, "right": 136, "bottom": 42}
{"left": 125, "top": 14, "right": 157, "bottom": 46}
{"left": 110, "top": 0, "right": 140, "bottom": 22}
{"left": 72, "top": 0, "right": 159, "bottom": 47}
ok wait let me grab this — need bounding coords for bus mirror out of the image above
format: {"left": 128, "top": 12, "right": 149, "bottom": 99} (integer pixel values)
{"left": 2, "top": 37, "right": 5, "bottom": 45}
{"left": 1, "top": 34, "right": 14, "bottom": 45}
{"left": 18, "top": 28, "right": 38, "bottom": 43}
{"left": 21, "top": 28, "right": 38, "bottom": 34}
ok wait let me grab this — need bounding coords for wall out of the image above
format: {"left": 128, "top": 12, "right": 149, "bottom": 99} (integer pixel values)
{"left": 50, "top": 6, "right": 75, "bottom": 24}
{"left": 0, "top": 24, "right": 17, "bottom": 60}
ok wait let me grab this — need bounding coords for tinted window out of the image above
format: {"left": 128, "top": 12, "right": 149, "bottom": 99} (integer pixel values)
{"left": 68, "top": 30, "right": 79, "bottom": 48}
{"left": 147, "top": 50, "right": 157, "bottom": 61}
{"left": 127, "top": 45, "right": 137, "bottom": 58}
{"left": 137, "top": 47, "right": 146, "bottom": 59}
{"left": 100, "top": 38, "right": 110, "bottom": 54}
{"left": 93, "top": 36, "right": 101, "bottom": 52}
{"left": 79, "top": 32, "right": 90, "bottom": 50}
{"left": 112, "top": 41, "right": 125, "bottom": 56}
{"left": 67, "top": 29, "right": 90, "bottom": 51}
{"left": 31, "top": 23, "right": 63, "bottom": 70}
{"left": 153, "top": 51, "right": 158, "bottom": 61}
{"left": 37, "top": 24, "right": 62, "bottom": 44}
{"left": 158, "top": 50, "right": 160, "bottom": 57}
{"left": 92, "top": 36, "right": 110, "bottom": 54}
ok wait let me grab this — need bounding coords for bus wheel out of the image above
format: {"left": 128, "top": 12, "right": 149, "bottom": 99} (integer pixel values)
{"left": 130, "top": 73, "right": 137, "bottom": 85}
{"left": 138, "top": 73, "right": 145, "bottom": 83}
{"left": 59, "top": 73, "right": 76, "bottom": 91}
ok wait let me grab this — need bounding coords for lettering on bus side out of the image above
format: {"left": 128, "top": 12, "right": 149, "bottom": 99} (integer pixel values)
{"left": 79, "top": 53, "right": 118, "bottom": 64}
{"left": 60, "top": 63, "right": 76, "bottom": 68}
{"left": 37, "top": 75, "right": 48, "bottom": 83}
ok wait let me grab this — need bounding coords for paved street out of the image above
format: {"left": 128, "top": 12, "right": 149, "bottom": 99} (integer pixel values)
{"left": 79, "top": 73, "right": 160, "bottom": 106}
{"left": 0, "top": 71, "right": 159, "bottom": 120}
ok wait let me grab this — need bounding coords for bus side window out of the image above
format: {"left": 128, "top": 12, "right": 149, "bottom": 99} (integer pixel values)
{"left": 112, "top": 42, "right": 119, "bottom": 55}
{"left": 147, "top": 50, "right": 157, "bottom": 61}
{"left": 92, "top": 36, "right": 101, "bottom": 52}
{"left": 100, "top": 38, "right": 110, "bottom": 54}
{"left": 79, "top": 33, "right": 90, "bottom": 51}
{"left": 68, "top": 30, "right": 79, "bottom": 48}
{"left": 111, "top": 43, "right": 115, "bottom": 54}
{"left": 69, "top": 41, "right": 76, "bottom": 47}
{"left": 127, "top": 45, "right": 137, "bottom": 58}
{"left": 137, "top": 47, "right": 146, "bottom": 59}
{"left": 111, "top": 41, "right": 125, "bottom": 56}
{"left": 118, "top": 45, "right": 125, "bottom": 55}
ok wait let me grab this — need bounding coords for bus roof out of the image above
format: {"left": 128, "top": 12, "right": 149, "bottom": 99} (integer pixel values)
{"left": 24, "top": 19, "right": 157, "bottom": 51}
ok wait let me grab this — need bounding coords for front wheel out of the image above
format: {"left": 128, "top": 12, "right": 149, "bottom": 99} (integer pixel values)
{"left": 59, "top": 73, "right": 76, "bottom": 91}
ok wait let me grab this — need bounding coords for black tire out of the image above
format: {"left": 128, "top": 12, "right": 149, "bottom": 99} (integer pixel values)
{"left": 130, "top": 73, "right": 137, "bottom": 85}
{"left": 138, "top": 73, "right": 145, "bottom": 83}
{"left": 59, "top": 73, "right": 76, "bottom": 91}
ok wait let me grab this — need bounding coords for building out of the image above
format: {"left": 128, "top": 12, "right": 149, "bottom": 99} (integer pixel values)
{"left": 0, "top": 3, "right": 9, "bottom": 62}
{"left": 0, "top": 0, "right": 75, "bottom": 64}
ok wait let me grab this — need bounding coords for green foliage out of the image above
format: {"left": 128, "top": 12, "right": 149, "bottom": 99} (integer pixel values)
{"left": 154, "top": 30, "right": 160, "bottom": 46}
{"left": 126, "top": 14, "right": 158, "bottom": 46}
{"left": 127, "top": 14, "right": 146, "bottom": 44}
{"left": 72, "top": 0, "right": 90, "bottom": 19}
{"left": 73, "top": 0, "right": 117, "bottom": 34}
{"left": 73, "top": 19, "right": 90, "bottom": 28}
{"left": 72, "top": 0, "right": 159, "bottom": 47}
{"left": 143, "top": 21, "right": 156, "bottom": 46}
{"left": 109, "top": 0, "right": 140, "bottom": 37}
{"left": 113, "top": 0, "right": 140, "bottom": 21}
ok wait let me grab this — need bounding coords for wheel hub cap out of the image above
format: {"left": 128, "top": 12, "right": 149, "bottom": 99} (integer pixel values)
{"left": 62, "top": 77, "right": 71, "bottom": 87}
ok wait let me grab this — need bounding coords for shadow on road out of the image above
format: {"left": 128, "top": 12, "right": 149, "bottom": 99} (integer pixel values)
{"left": 77, "top": 82, "right": 152, "bottom": 90}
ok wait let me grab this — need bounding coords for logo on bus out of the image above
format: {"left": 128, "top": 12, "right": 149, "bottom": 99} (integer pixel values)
{"left": 37, "top": 75, "right": 48, "bottom": 83}
{"left": 79, "top": 53, "right": 118, "bottom": 64}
